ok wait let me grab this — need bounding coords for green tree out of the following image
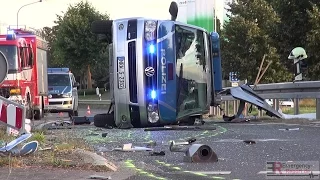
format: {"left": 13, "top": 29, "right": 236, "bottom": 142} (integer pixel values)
{"left": 267, "top": 0, "right": 320, "bottom": 72}
{"left": 216, "top": 18, "right": 222, "bottom": 35}
{"left": 52, "top": 1, "right": 110, "bottom": 89}
{"left": 221, "top": 0, "right": 291, "bottom": 83}
{"left": 38, "top": 26, "right": 62, "bottom": 67}
{"left": 91, "top": 46, "right": 109, "bottom": 87}
{"left": 306, "top": 4, "right": 320, "bottom": 80}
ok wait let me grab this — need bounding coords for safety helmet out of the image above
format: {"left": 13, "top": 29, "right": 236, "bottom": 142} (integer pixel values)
{"left": 288, "top": 47, "right": 307, "bottom": 60}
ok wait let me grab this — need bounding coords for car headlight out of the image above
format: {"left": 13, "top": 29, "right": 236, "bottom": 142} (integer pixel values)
{"left": 145, "top": 20, "right": 157, "bottom": 41}
{"left": 148, "top": 112, "right": 159, "bottom": 123}
{"left": 147, "top": 103, "right": 159, "bottom": 123}
{"left": 62, "top": 93, "right": 72, "bottom": 98}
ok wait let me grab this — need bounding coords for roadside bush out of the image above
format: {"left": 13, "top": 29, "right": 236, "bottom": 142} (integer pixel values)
{"left": 299, "top": 99, "right": 316, "bottom": 107}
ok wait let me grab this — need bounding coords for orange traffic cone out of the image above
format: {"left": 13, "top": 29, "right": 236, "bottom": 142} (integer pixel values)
{"left": 86, "top": 106, "right": 91, "bottom": 116}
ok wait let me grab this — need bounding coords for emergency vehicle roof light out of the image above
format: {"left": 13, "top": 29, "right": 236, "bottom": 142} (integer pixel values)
{"left": 48, "top": 68, "right": 70, "bottom": 73}
{"left": 6, "top": 30, "right": 16, "bottom": 40}
{"left": 7, "top": 30, "right": 14, "bottom": 35}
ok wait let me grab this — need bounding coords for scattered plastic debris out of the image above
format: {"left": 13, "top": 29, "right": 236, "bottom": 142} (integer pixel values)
{"left": 187, "top": 138, "right": 196, "bottom": 144}
{"left": 39, "top": 147, "right": 52, "bottom": 151}
{"left": 0, "top": 133, "right": 38, "bottom": 156}
{"left": 279, "top": 128, "right": 300, "bottom": 131}
{"left": 243, "top": 140, "right": 256, "bottom": 144}
{"left": 144, "top": 126, "right": 216, "bottom": 131}
{"left": 10, "top": 141, "right": 39, "bottom": 156}
{"left": 150, "top": 151, "right": 165, "bottom": 156}
{"left": 113, "top": 143, "right": 153, "bottom": 152}
{"left": 94, "top": 128, "right": 103, "bottom": 131}
{"left": 87, "top": 132, "right": 100, "bottom": 136}
{"left": 173, "top": 138, "right": 197, "bottom": 146}
{"left": 161, "top": 138, "right": 197, "bottom": 146}
{"left": 145, "top": 141, "right": 157, "bottom": 148}
{"left": 89, "top": 175, "right": 112, "bottom": 179}
{"left": 39, "top": 120, "right": 73, "bottom": 130}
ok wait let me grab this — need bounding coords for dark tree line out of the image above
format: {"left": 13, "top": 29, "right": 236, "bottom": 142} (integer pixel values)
{"left": 38, "top": 1, "right": 111, "bottom": 89}
{"left": 221, "top": 0, "right": 320, "bottom": 83}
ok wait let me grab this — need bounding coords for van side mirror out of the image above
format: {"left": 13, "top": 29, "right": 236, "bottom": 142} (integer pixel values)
{"left": 169, "top": 1, "right": 178, "bottom": 21}
{"left": 73, "top": 82, "right": 80, "bottom": 88}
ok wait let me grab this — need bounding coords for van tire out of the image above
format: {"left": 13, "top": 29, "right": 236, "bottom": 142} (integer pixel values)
{"left": 94, "top": 113, "right": 115, "bottom": 127}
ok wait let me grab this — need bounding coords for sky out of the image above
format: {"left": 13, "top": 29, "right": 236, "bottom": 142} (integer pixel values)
{"left": 0, "top": 0, "right": 173, "bottom": 33}
{"left": 0, "top": 0, "right": 228, "bottom": 33}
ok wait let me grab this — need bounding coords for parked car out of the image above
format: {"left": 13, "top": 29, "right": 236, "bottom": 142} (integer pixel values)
{"left": 279, "top": 99, "right": 294, "bottom": 108}
{"left": 265, "top": 99, "right": 294, "bottom": 108}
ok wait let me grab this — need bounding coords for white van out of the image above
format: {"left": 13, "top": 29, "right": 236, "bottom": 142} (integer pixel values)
{"left": 45, "top": 68, "right": 80, "bottom": 117}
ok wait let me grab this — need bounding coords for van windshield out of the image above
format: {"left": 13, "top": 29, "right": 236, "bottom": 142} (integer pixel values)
{"left": 48, "top": 74, "right": 71, "bottom": 86}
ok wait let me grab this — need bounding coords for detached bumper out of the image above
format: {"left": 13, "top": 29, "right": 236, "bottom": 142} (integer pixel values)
{"left": 44, "top": 98, "right": 73, "bottom": 112}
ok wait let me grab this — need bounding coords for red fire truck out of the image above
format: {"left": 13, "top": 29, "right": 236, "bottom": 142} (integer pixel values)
{"left": 0, "top": 28, "right": 49, "bottom": 120}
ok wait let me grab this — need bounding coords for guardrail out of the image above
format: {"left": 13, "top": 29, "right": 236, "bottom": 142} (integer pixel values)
{"left": 220, "top": 81, "right": 320, "bottom": 119}
{"left": 78, "top": 80, "right": 320, "bottom": 119}
{"left": 78, "top": 100, "right": 111, "bottom": 105}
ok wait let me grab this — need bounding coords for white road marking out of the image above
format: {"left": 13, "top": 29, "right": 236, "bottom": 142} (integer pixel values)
{"left": 258, "top": 171, "right": 320, "bottom": 175}
{"left": 213, "top": 139, "right": 292, "bottom": 143}
{"left": 185, "top": 171, "right": 232, "bottom": 175}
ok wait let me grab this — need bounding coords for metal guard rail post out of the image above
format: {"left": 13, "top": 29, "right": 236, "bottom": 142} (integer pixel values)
{"left": 220, "top": 81, "right": 320, "bottom": 119}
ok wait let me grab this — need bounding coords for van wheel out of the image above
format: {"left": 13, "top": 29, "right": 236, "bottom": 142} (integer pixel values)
{"left": 94, "top": 113, "right": 115, "bottom": 127}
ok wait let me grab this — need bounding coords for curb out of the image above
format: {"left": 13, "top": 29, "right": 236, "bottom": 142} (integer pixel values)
{"left": 74, "top": 149, "right": 118, "bottom": 172}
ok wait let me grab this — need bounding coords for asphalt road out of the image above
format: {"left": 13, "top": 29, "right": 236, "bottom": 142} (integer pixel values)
{"left": 44, "top": 106, "right": 320, "bottom": 180}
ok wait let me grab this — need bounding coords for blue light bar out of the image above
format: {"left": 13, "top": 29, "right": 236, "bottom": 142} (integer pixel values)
{"left": 6, "top": 30, "right": 16, "bottom": 40}
{"left": 7, "top": 30, "right": 14, "bottom": 35}
{"left": 148, "top": 44, "right": 155, "bottom": 54}
{"left": 151, "top": 90, "right": 157, "bottom": 99}
{"left": 48, "top": 68, "right": 70, "bottom": 73}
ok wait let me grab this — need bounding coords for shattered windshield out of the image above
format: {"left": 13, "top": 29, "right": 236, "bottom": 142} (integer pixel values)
{"left": 0, "top": 45, "right": 18, "bottom": 72}
{"left": 48, "top": 74, "right": 71, "bottom": 86}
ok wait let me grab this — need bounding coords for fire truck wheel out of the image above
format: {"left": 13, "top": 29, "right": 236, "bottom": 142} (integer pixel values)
{"left": 26, "top": 108, "right": 33, "bottom": 120}
{"left": 94, "top": 113, "right": 115, "bottom": 128}
{"left": 34, "top": 110, "right": 42, "bottom": 120}
{"left": 26, "top": 95, "right": 33, "bottom": 120}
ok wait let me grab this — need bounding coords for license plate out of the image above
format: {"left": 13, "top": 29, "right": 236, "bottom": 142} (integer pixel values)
{"left": 49, "top": 106, "right": 57, "bottom": 109}
{"left": 117, "top": 57, "right": 126, "bottom": 89}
